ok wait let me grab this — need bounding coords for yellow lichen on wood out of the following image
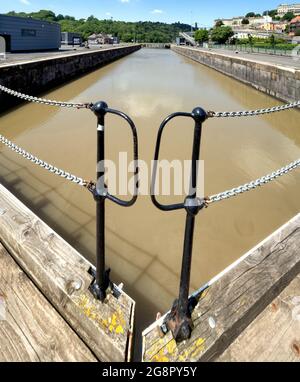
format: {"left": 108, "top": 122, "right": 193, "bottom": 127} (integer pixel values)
{"left": 76, "top": 294, "right": 126, "bottom": 335}
{"left": 151, "top": 339, "right": 178, "bottom": 362}
{"left": 147, "top": 333, "right": 206, "bottom": 362}
{"left": 144, "top": 332, "right": 173, "bottom": 360}
{"left": 178, "top": 338, "right": 206, "bottom": 362}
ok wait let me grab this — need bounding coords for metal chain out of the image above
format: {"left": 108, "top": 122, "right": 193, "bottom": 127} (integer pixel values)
{"left": 0, "top": 134, "right": 90, "bottom": 187}
{"left": 207, "top": 158, "right": 300, "bottom": 204}
{"left": 1, "top": 136, "right": 299, "bottom": 203}
{"left": 207, "top": 100, "right": 300, "bottom": 118}
{"left": 2, "top": 83, "right": 299, "bottom": 116}
{"left": 0, "top": 84, "right": 92, "bottom": 109}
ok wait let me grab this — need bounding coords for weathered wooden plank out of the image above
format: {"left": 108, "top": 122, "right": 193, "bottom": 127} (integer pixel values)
{"left": 217, "top": 274, "right": 300, "bottom": 362}
{"left": 0, "top": 243, "right": 96, "bottom": 362}
{"left": 142, "top": 214, "right": 300, "bottom": 362}
{"left": 0, "top": 183, "right": 135, "bottom": 362}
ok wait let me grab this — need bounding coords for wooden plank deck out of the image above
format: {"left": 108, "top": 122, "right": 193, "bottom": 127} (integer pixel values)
{"left": 0, "top": 183, "right": 135, "bottom": 362}
{"left": 217, "top": 273, "right": 300, "bottom": 362}
{"left": 142, "top": 213, "right": 300, "bottom": 362}
{"left": 0, "top": 243, "right": 96, "bottom": 362}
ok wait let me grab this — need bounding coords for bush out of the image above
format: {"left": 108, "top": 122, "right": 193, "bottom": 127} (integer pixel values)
{"left": 235, "top": 41, "right": 297, "bottom": 50}
{"left": 236, "top": 37, "right": 296, "bottom": 50}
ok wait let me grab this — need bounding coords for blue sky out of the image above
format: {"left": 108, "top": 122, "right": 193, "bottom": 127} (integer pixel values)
{"left": 0, "top": 0, "right": 283, "bottom": 27}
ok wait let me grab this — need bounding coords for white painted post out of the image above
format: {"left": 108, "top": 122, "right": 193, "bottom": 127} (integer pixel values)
{"left": 0, "top": 37, "right": 6, "bottom": 60}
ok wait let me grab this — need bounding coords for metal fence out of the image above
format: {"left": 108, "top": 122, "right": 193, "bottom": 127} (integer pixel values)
{"left": 212, "top": 44, "right": 300, "bottom": 57}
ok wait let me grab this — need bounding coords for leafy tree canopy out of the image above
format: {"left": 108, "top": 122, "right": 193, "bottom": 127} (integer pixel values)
{"left": 268, "top": 34, "right": 276, "bottom": 46}
{"left": 263, "top": 9, "right": 278, "bottom": 17}
{"left": 215, "top": 20, "right": 224, "bottom": 27}
{"left": 211, "top": 26, "right": 234, "bottom": 44}
{"left": 194, "top": 29, "right": 209, "bottom": 43}
{"left": 282, "top": 12, "right": 295, "bottom": 21}
{"left": 242, "top": 18, "right": 250, "bottom": 25}
{"left": 5, "top": 10, "right": 192, "bottom": 43}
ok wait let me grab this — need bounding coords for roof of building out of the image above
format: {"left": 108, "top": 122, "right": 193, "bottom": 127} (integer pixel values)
{"left": 290, "top": 15, "right": 300, "bottom": 23}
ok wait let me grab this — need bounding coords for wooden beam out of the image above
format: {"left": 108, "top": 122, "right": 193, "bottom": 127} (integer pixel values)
{"left": 0, "top": 243, "right": 97, "bottom": 362}
{"left": 0, "top": 183, "right": 135, "bottom": 362}
{"left": 217, "top": 273, "right": 300, "bottom": 362}
{"left": 142, "top": 214, "right": 300, "bottom": 362}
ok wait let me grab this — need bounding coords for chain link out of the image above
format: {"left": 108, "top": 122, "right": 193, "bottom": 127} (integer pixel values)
{"left": 2, "top": 84, "right": 299, "bottom": 116}
{"left": 207, "top": 159, "right": 300, "bottom": 204}
{"left": 0, "top": 84, "right": 92, "bottom": 109}
{"left": 0, "top": 134, "right": 90, "bottom": 187}
{"left": 207, "top": 100, "right": 300, "bottom": 118}
{"left": 1, "top": 133, "right": 299, "bottom": 202}
{"left": 2, "top": 85, "right": 300, "bottom": 200}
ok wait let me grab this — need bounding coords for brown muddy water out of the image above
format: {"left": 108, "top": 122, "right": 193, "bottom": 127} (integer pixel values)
{"left": 0, "top": 48, "right": 299, "bottom": 358}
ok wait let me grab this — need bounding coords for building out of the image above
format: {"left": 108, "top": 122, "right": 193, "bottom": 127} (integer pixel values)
{"left": 289, "top": 15, "right": 300, "bottom": 34}
{"left": 61, "top": 32, "right": 82, "bottom": 46}
{"left": 88, "top": 33, "right": 119, "bottom": 45}
{"left": 248, "top": 15, "right": 272, "bottom": 26}
{"left": 214, "top": 17, "right": 244, "bottom": 27}
{"left": 0, "top": 14, "right": 61, "bottom": 52}
{"left": 176, "top": 36, "right": 187, "bottom": 45}
{"left": 232, "top": 29, "right": 283, "bottom": 39}
{"left": 215, "top": 15, "right": 272, "bottom": 29}
{"left": 277, "top": 3, "right": 300, "bottom": 15}
{"left": 261, "top": 20, "right": 288, "bottom": 32}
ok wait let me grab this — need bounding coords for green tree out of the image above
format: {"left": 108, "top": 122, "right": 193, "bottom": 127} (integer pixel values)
{"left": 31, "top": 9, "right": 56, "bottom": 21}
{"left": 4, "top": 9, "right": 194, "bottom": 43}
{"left": 269, "top": 34, "right": 276, "bottom": 47}
{"left": 64, "top": 15, "right": 75, "bottom": 21}
{"left": 194, "top": 29, "right": 209, "bottom": 44}
{"left": 282, "top": 12, "right": 295, "bottom": 21}
{"left": 211, "top": 26, "right": 234, "bottom": 44}
{"left": 215, "top": 20, "right": 224, "bottom": 27}
{"left": 295, "top": 29, "right": 300, "bottom": 36}
{"left": 263, "top": 9, "right": 277, "bottom": 17}
{"left": 242, "top": 18, "right": 250, "bottom": 25}
{"left": 246, "top": 12, "right": 255, "bottom": 18}
{"left": 248, "top": 34, "right": 254, "bottom": 46}
{"left": 56, "top": 14, "right": 65, "bottom": 21}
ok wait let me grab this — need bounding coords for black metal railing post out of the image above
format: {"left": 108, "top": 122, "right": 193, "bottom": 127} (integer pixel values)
{"left": 169, "top": 107, "right": 205, "bottom": 342}
{"left": 88, "top": 101, "right": 139, "bottom": 302}
{"left": 151, "top": 107, "right": 208, "bottom": 342}
{"left": 90, "top": 101, "right": 111, "bottom": 301}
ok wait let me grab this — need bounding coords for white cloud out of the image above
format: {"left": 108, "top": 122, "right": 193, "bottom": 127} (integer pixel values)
{"left": 120, "top": 0, "right": 130, "bottom": 3}
{"left": 151, "top": 9, "right": 163, "bottom": 14}
{"left": 106, "top": 12, "right": 112, "bottom": 16}
{"left": 20, "top": 0, "right": 31, "bottom": 5}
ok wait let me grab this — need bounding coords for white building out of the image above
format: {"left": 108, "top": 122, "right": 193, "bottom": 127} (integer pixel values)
{"left": 215, "top": 15, "right": 272, "bottom": 29}
{"left": 248, "top": 15, "right": 272, "bottom": 25}
{"left": 214, "top": 17, "right": 244, "bottom": 27}
{"left": 232, "top": 29, "right": 282, "bottom": 39}
{"left": 277, "top": 3, "right": 300, "bottom": 15}
{"left": 88, "top": 33, "right": 117, "bottom": 45}
{"left": 233, "top": 30, "right": 268, "bottom": 39}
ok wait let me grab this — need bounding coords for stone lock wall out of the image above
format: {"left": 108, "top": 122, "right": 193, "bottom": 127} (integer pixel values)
{"left": 172, "top": 45, "right": 300, "bottom": 104}
{"left": 0, "top": 45, "right": 141, "bottom": 113}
